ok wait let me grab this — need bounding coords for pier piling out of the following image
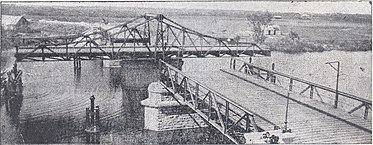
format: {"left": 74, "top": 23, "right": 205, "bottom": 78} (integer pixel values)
{"left": 85, "top": 95, "right": 101, "bottom": 144}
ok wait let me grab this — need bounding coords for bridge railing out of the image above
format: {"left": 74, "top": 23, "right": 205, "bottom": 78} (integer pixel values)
{"left": 159, "top": 59, "right": 281, "bottom": 144}
{"left": 229, "top": 58, "right": 371, "bottom": 119}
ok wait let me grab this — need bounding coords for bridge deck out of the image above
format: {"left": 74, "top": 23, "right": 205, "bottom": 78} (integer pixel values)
{"left": 185, "top": 69, "right": 372, "bottom": 144}
{"left": 15, "top": 46, "right": 270, "bottom": 61}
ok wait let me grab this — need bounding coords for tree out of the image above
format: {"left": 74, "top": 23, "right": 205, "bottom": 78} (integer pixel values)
{"left": 247, "top": 12, "right": 273, "bottom": 44}
{"left": 288, "top": 31, "right": 300, "bottom": 42}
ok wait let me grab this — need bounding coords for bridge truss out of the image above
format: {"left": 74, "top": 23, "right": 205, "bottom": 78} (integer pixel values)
{"left": 14, "top": 14, "right": 270, "bottom": 62}
{"left": 159, "top": 60, "right": 280, "bottom": 144}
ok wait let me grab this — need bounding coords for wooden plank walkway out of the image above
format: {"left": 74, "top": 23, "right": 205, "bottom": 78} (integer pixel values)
{"left": 185, "top": 69, "right": 372, "bottom": 144}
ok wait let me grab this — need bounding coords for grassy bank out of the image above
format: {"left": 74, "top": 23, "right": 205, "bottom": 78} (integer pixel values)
{"left": 3, "top": 4, "right": 371, "bottom": 24}
{"left": 266, "top": 39, "right": 372, "bottom": 54}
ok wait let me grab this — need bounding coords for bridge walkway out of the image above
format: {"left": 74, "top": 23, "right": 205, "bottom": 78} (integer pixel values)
{"left": 184, "top": 69, "right": 372, "bottom": 144}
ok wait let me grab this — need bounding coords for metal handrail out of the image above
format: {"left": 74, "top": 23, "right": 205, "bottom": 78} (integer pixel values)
{"left": 159, "top": 59, "right": 279, "bottom": 127}
{"left": 231, "top": 58, "right": 371, "bottom": 105}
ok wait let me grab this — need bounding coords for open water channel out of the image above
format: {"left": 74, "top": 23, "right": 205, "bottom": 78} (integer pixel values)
{"left": 2, "top": 50, "right": 371, "bottom": 143}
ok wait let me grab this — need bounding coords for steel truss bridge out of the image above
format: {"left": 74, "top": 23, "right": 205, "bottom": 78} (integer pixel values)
{"left": 159, "top": 58, "right": 371, "bottom": 144}
{"left": 14, "top": 14, "right": 270, "bottom": 62}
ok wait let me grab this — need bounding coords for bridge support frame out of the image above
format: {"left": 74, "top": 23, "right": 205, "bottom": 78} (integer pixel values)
{"left": 229, "top": 58, "right": 371, "bottom": 120}
{"left": 158, "top": 60, "right": 283, "bottom": 144}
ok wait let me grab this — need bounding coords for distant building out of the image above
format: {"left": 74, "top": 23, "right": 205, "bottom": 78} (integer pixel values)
{"left": 2, "top": 15, "right": 30, "bottom": 31}
{"left": 273, "top": 16, "right": 282, "bottom": 19}
{"left": 300, "top": 14, "right": 311, "bottom": 20}
{"left": 263, "top": 25, "right": 281, "bottom": 36}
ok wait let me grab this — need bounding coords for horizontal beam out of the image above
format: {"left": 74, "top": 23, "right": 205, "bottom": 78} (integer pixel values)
{"left": 231, "top": 58, "right": 371, "bottom": 105}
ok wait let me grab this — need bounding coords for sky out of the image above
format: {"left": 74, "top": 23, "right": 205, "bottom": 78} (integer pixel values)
{"left": 4, "top": 1, "right": 372, "bottom": 14}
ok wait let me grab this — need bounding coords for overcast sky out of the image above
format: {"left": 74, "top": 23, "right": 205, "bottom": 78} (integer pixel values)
{"left": 5, "top": 1, "right": 372, "bottom": 14}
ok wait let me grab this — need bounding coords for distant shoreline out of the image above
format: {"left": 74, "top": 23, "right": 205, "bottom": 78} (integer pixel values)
{"left": 4, "top": 1, "right": 372, "bottom": 15}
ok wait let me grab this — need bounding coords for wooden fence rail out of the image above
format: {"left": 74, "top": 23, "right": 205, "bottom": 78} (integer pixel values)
{"left": 229, "top": 58, "right": 371, "bottom": 119}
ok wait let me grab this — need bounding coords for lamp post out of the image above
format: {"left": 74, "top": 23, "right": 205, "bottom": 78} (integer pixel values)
{"left": 325, "top": 61, "right": 340, "bottom": 108}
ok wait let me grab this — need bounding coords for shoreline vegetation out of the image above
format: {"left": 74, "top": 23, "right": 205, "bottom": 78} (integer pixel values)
{"left": 1, "top": 4, "right": 372, "bottom": 54}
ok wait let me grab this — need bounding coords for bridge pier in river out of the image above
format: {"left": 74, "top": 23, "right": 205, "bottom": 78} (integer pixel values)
{"left": 141, "top": 82, "right": 207, "bottom": 131}
{"left": 120, "top": 58, "right": 183, "bottom": 114}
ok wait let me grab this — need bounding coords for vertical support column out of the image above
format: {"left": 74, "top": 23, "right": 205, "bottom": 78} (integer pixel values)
{"left": 96, "top": 106, "right": 100, "bottom": 127}
{"left": 271, "top": 63, "right": 276, "bottom": 83}
{"left": 208, "top": 93, "right": 212, "bottom": 121}
{"left": 183, "top": 78, "right": 187, "bottom": 102}
{"left": 195, "top": 84, "right": 199, "bottom": 109}
{"left": 73, "top": 56, "right": 82, "bottom": 72}
{"left": 174, "top": 71, "right": 179, "bottom": 91}
{"left": 284, "top": 78, "right": 293, "bottom": 132}
{"left": 121, "top": 59, "right": 161, "bottom": 114}
{"left": 364, "top": 104, "right": 369, "bottom": 119}
{"left": 41, "top": 45, "right": 45, "bottom": 61}
{"left": 16, "top": 45, "right": 19, "bottom": 55}
{"left": 85, "top": 95, "right": 100, "bottom": 144}
{"left": 88, "top": 37, "right": 92, "bottom": 60}
{"left": 310, "top": 86, "right": 314, "bottom": 99}
{"left": 245, "top": 114, "right": 251, "bottom": 133}
{"left": 86, "top": 108, "right": 90, "bottom": 125}
{"left": 224, "top": 102, "right": 229, "bottom": 133}
{"left": 230, "top": 58, "right": 232, "bottom": 69}
{"left": 232, "top": 59, "right": 236, "bottom": 70}
{"left": 334, "top": 62, "right": 340, "bottom": 108}
{"left": 90, "top": 96, "right": 95, "bottom": 126}
{"left": 65, "top": 39, "right": 69, "bottom": 60}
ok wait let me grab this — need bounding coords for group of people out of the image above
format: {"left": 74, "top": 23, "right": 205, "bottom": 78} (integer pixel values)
{"left": 262, "top": 132, "right": 280, "bottom": 144}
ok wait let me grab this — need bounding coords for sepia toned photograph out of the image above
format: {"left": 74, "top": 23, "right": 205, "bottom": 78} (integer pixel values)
{"left": 0, "top": 0, "right": 371, "bottom": 144}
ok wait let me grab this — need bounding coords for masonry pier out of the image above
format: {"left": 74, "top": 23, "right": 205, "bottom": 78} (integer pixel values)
{"left": 141, "top": 82, "right": 207, "bottom": 131}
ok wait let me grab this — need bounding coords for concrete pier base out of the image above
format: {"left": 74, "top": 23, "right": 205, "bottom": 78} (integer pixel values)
{"left": 141, "top": 82, "right": 207, "bottom": 131}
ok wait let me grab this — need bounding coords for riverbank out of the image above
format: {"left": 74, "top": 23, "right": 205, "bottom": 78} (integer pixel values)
{"left": 0, "top": 50, "right": 23, "bottom": 144}
{"left": 1, "top": 3, "right": 371, "bottom": 53}
{"left": 1, "top": 49, "right": 16, "bottom": 73}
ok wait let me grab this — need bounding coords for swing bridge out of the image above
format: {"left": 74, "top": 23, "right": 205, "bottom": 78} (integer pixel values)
{"left": 11, "top": 14, "right": 372, "bottom": 144}
{"left": 14, "top": 14, "right": 269, "bottom": 62}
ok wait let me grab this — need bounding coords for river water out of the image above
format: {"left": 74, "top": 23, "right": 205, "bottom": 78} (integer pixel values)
{"left": 6, "top": 50, "right": 372, "bottom": 143}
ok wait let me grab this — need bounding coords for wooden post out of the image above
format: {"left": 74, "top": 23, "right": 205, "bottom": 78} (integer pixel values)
{"left": 225, "top": 101, "right": 229, "bottom": 133}
{"left": 245, "top": 114, "right": 251, "bottom": 132}
{"left": 284, "top": 78, "right": 293, "bottom": 131}
{"left": 78, "top": 56, "right": 82, "bottom": 70}
{"left": 74, "top": 57, "right": 76, "bottom": 69}
{"left": 195, "top": 84, "right": 199, "bottom": 109}
{"left": 41, "top": 46, "right": 45, "bottom": 61}
{"left": 16, "top": 45, "right": 19, "bottom": 55}
{"left": 90, "top": 96, "right": 95, "bottom": 126}
{"left": 88, "top": 38, "right": 92, "bottom": 60}
{"left": 183, "top": 78, "right": 187, "bottom": 102}
{"left": 95, "top": 106, "right": 100, "bottom": 127}
{"left": 271, "top": 63, "right": 276, "bottom": 83}
{"left": 208, "top": 93, "right": 212, "bottom": 121}
{"left": 364, "top": 104, "right": 369, "bottom": 119}
{"left": 335, "top": 62, "right": 340, "bottom": 108}
{"left": 230, "top": 58, "right": 232, "bottom": 69}
{"left": 86, "top": 108, "right": 90, "bottom": 126}
{"left": 65, "top": 39, "right": 69, "bottom": 59}
{"left": 310, "top": 86, "right": 314, "bottom": 99}
{"left": 233, "top": 59, "right": 236, "bottom": 70}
